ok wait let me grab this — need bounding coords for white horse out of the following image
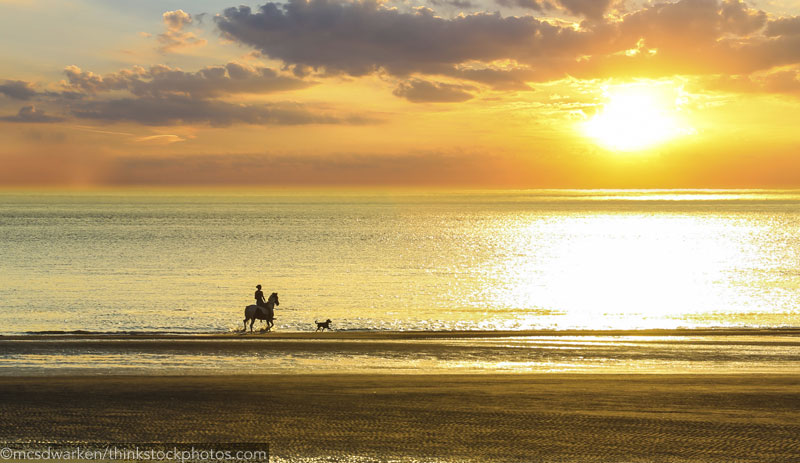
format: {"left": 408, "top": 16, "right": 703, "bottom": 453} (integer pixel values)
{"left": 243, "top": 292, "right": 279, "bottom": 332}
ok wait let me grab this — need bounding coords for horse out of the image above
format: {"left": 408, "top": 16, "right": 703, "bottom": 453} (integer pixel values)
{"left": 243, "top": 292, "right": 279, "bottom": 332}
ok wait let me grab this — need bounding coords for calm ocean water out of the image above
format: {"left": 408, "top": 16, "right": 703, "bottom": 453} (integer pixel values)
{"left": 1, "top": 189, "right": 799, "bottom": 334}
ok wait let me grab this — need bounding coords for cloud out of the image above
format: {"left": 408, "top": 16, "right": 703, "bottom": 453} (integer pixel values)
{"left": 62, "top": 62, "right": 311, "bottom": 98}
{"left": 0, "top": 61, "right": 358, "bottom": 127}
{"left": 558, "top": 0, "right": 613, "bottom": 18}
{"left": 215, "top": 0, "right": 566, "bottom": 78}
{"left": 215, "top": 0, "right": 797, "bottom": 89}
{"left": 158, "top": 9, "right": 207, "bottom": 53}
{"left": 494, "top": 0, "right": 613, "bottom": 18}
{"left": 0, "top": 105, "right": 63, "bottom": 123}
{"left": 56, "top": 62, "right": 351, "bottom": 126}
{"left": 0, "top": 80, "right": 38, "bottom": 100}
{"left": 557, "top": 0, "right": 614, "bottom": 19}
{"left": 446, "top": 67, "right": 535, "bottom": 90}
{"left": 69, "top": 96, "right": 374, "bottom": 126}
{"left": 393, "top": 79, "right": 474, "bottom": 102}
{"left": 700, "top": 67, "right": 800, "bottom": 95}
{"left": 719, "top": 0, "right": 766, "bottom": 35}
{"left": 163, "top": 9, "right": 193, "bottom": 30}
{"left": 134, "top": 134, "right": 187, "bottom": 144}
{"left": 493, "top": 0, "right": 550, "bottom": 12}
{"left": 426, "top": 0, "right": 476, "bottom": 9}
{"left": 102, "top": 150, "right": 499, "bottom": 186}
{"left": 581, "top": 0, "right": 798, "bottom": 78}
{"left": 765, "top": 16, "right": 800, "bottom": 37}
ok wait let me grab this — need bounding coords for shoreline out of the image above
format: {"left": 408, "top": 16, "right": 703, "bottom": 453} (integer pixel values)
{"left": 3, "top": 327, "right": 800, "bottom": 341}
{"left": 3, "top": 329, "right": 797, "bottom": 376}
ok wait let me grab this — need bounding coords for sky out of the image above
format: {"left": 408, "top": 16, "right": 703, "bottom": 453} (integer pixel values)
{"left": 2, "top": 0, "right": 800, "bottom": 188}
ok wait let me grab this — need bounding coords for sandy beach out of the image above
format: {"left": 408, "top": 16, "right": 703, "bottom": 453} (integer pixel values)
{"left": 2, "top": 331, "right": 799, "bottom": 461}
{"left": 2, "top": 373, "right": 799, "bottom": 462}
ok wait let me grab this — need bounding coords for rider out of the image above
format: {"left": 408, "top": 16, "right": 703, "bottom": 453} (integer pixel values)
{"left": 255, "top": 284, "right": 267, "bottom": 316}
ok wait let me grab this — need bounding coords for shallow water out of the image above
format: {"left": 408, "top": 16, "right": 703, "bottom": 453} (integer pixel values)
{"left": 2, "top": 335, "right": 798, "bottom": 375}
{"left": 1, "top": 189, "right": 800, "bottom": 334}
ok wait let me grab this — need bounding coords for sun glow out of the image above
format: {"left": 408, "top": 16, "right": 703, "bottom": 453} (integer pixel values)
{"left": 583, "top": 84, "right": 691, "bottom": 152}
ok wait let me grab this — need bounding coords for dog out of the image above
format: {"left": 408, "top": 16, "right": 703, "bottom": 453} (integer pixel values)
{"left": 314, "top": 319, "right": 332, "bottom": 331}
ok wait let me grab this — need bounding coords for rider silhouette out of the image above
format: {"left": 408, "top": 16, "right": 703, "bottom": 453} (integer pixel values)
{"left": 255, "top": 284, "right": 267, "bottom": 316}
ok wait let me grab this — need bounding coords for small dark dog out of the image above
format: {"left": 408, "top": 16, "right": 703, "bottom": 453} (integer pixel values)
{"left": 315, "top": 319, "right": 332, "bottom": 331}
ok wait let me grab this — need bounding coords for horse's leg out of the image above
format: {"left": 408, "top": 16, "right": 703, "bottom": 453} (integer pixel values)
{"left": 243, "top": 318, "right": 248, "bottom": 332}
{"left": 250, "top": 318, "right": 255, "bottom": 332}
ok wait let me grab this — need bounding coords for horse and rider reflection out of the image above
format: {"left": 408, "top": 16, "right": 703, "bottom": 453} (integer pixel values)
{"left": 243, "top": 284, "right": 279, "bottom": 332}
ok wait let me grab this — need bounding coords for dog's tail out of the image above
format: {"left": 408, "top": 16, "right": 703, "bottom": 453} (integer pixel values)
{"left": 314, "top": 320, "right": 318, "bottom": 324}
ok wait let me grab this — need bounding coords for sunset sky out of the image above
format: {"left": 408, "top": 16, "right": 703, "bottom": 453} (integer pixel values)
{"left": 2, "top": 0, "right": 800, "bottom": 187}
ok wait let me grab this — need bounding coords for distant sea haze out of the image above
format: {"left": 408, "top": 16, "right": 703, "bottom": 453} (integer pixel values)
{"left": 1, "top": 190, "right": 799, "bottom": 335}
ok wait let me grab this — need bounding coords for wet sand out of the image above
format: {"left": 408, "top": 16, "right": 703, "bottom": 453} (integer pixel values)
{"left": 2, "top": 374, "right": 799, "bottom": 462}
{"left": 6, "top": 327, "right": 800, "bottom": 340}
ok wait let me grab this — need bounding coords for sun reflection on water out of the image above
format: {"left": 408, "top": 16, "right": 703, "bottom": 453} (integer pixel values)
{"left": 480, "top": 212, "right": 785, "bottom": 330}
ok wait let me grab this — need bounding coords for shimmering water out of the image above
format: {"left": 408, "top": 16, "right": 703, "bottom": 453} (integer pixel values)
{"left": 1, "top": 189, "right": 799, "bottom": 334}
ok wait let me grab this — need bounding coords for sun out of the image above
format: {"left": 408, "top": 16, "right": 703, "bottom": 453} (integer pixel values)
{"left": 583, "top": 84, "right": 691, "bottom": 151}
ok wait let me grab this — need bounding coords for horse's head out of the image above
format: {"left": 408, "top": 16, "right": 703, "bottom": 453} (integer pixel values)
{"left": 270, "top": 292, "right": 279, "bottom": 306}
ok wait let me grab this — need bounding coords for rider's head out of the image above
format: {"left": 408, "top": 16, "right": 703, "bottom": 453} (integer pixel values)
{"left": 256, "top": 284, "right": 262, "bottom": 289}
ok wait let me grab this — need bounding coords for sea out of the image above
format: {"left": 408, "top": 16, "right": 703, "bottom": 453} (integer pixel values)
{"left": 1, "top": 189, "right": 799, "bottom": 374}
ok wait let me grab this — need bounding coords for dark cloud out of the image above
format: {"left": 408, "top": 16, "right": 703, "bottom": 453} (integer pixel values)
{"left": 0, "top": 105, "right": 64, "bottom": 123}
{"left": 393, "top": 79, "right": 474, "bottom": 102}
{"left": 619, "top": 0, "right": 764, "bottom": 44}
{"left": 719, "top": 0, "right": 766, "bottom": 35}
{"left": 494, "top": 0, "right": 612, "bottom": 18}
{"left": 765, "top": 16, "right": 800, "bottom": 37}
{"left": 618, "top": 0, "right": 723, "bottom": 50}
{"left": 0, "top": 80, "right": 38, "bottom": 100}
{"left": 69, "top": 96, "right": 374, "bottom": 126}
{"left": 557, "top": 0, "right": 614, "bottom": 19}
{"left": 426, "top": 0, "right": 476, "bottom": 8}
{"left": 0, "top": 62, "right": 356, "bottom": 127}
{"left": 493, "top": 0, "right": 551, "bottom": 12}
{"left": 215, "top": 0, "right": 573, "bottom": 79}
{"left": 63, "top": 62, "right": 311, "bottom": 98}
{"left": 215, "top": 0, "right": 791, "bottom": 88}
